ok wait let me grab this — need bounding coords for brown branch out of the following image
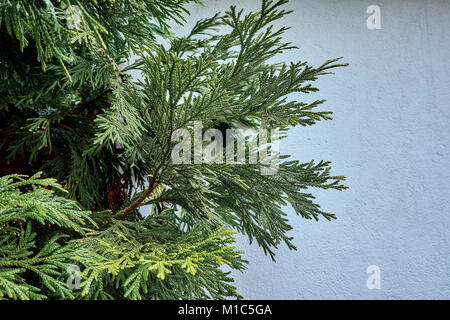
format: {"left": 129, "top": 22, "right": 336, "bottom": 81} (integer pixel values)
{"left": 57, "top": 122, "right": 73, "bottom": 131}
{"left": 114, "top": 182, "right": 158, "bottom": 219}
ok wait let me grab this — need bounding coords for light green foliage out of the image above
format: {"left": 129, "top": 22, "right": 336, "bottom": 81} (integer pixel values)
{"left": 76, "top": 211, "right": 246, "bottom": 299}
{"left": 0, "top": 173, "right": 245, "bottom": 299}
{"left": 0, "top": 173, "right": 92, "bottom": 299}
{"left": 0, "top": 0, "right": 347, "bottom": 299}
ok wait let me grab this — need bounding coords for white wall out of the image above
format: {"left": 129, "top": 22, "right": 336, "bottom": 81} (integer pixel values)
{"left": 180, "top": 0, "right": 450, "bottom": 299}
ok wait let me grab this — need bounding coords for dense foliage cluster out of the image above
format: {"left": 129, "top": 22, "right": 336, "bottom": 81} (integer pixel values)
{"left": 0, "top": 0, "right": 347, "bottom": 299}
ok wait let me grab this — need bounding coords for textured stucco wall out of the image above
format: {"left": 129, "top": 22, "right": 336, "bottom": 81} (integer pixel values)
{"left": 180, "top": 0, "right": 450, "bottom": 299}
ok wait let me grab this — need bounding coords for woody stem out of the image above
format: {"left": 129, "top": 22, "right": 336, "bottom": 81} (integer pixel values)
{"left": 114, "top": 182, "right": 158, "bottom": 218}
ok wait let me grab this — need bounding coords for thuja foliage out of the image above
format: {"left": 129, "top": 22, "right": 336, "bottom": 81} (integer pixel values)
{"left": 0, "top": 0, "right": 347, "bottom": 299}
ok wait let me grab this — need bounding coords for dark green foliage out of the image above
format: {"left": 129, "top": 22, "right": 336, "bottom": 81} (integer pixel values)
{"left": 0, "top": 0, "right": 347, "bottom": 299}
